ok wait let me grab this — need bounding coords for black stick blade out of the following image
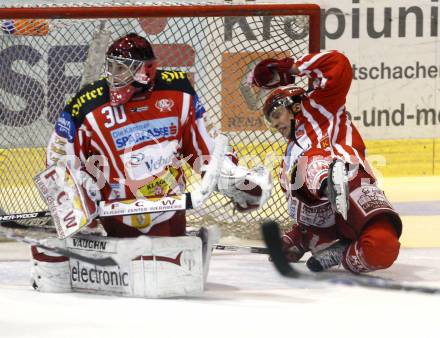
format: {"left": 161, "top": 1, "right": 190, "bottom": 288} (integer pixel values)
{"left": 261, "top": 220, "right": 300, "bottom": 278}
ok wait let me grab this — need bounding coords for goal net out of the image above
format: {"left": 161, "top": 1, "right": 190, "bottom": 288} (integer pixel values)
{"left": 0, "top": 2, "right": 320, "bottom": 239}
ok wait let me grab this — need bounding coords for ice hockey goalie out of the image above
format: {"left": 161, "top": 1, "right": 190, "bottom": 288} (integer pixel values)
{"left": 31, "top": 33, "right": 272, "bottom": 298}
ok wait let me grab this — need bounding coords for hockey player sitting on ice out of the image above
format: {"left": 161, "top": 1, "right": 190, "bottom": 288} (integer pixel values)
{"left": 249, "top": 50, "right": 402, "bottom": 274}
{"left": 31, "top": 33, "right": 271, "bottom": 297}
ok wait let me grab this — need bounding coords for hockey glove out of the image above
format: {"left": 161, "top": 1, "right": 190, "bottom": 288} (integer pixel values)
{"left": 251, "top": 57, "right": 295, "bottom": 89}
{"left": 281, "top": 224, "right": 307, "bottom": 262}
{"left": 217, "top": 159, "right": 272, "bottom": 213}
{"left": 281, "top": 224, "right": 340, "bottom": 263}
{"left": 35, "top": 164, "right": 101, "bottom": 239}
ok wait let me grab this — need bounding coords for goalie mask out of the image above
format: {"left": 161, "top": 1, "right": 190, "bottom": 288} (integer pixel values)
{"left": 105, "top": 33, "right": 158, "bottom": 106}
{"left": 263, "top": 85, "right": 305, "bottom": 142}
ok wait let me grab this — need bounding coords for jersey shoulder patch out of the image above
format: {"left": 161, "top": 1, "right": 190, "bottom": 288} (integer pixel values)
{"left": 63, "top": 78, "right": 110, "bottom": 126}
{"left": 154, "top": 69, "right": 196, "bottom": 95}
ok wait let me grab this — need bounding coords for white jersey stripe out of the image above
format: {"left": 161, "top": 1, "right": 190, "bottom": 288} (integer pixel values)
{"left": 301, "top": 104, "right": 322, "bottom": 142}
{"left": 77, "top": 126, "right": 86, "bottom": 163}
{"left": 345, "top": 113, "right": 352, "bottom": 146}
{"left": 86, "top": 114, "right": 125, "bottom": 180}
{"left": 181, "top": 92, "right": 190, "bottom": 126}
{"left": 309, "top": 98, "right": 335, "bottom": 156}
{"left": 191, "top": 124, "right": 202, "bottom": 158}
{"left": 313, "top": 68, "right": 328, "bottom": 88}
{"left": 344, "top": 116, "right": 364, "bottom": 165}
{"left": 195, "top": 117, "right": 215, "bottom": 153}
{"left": 298, "top": 51, "right": 332, "bottom": 73}
{"left": 332, "top": 107, "right": 351, "bottom": 162}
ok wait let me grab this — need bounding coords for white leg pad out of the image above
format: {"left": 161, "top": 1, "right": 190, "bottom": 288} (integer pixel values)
{"left": 31, "top": 235, "right": 204, "bottom": 298}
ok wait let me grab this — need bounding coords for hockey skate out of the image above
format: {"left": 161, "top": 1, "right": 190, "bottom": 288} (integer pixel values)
{"left": 327, "top": 159, "right": 349, "bottom": 220}
{"left": 306, "top": 241, "right": 348, "bottom": 272}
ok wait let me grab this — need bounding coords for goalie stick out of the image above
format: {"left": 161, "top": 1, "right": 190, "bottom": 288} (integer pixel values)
{"left": 0, "top": 228, "right": 118, "bottom": 266}
{"left": 0, "top": 193, "right": 197, "bottom": 235}
{"left": 0, "top": 220, "right": 269, "bottom": 255}
{"left": 262, "top": 220, "right": 440, "bottom": 295}
{"left": 214, "top": 244, "right": 268, "bottom": 254}
{"left": 185, "top": 229, "right": 268, "bottom": 254}
{"left": 1, "top": 192, "right": 203, "bottom": 225}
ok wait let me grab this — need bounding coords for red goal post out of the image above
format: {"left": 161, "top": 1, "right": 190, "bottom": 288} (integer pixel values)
{"left": 0, "top": 2, "right": 320, "bottom": 239}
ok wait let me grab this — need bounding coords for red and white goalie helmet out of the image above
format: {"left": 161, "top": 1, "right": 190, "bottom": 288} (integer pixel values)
{"left": 105, "top": 33, "right": 158, "bottom": 106}
{"left": 262, "top": 85, "right": 305, "bottom": 126}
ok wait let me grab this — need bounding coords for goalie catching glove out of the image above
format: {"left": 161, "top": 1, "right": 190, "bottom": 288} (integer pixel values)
{"left": 216, "top": 157, "right": 272, "bottom": 212}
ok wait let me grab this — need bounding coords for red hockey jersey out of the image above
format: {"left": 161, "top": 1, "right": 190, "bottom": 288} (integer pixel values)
{"left": 280, "top": 50, "right": 367, "bottom": 193}
{"left": 279, "top": 51, "right": 373, "bottom": 231}
{"left": 47, "top": 70, "right": 213, "bottom": 235}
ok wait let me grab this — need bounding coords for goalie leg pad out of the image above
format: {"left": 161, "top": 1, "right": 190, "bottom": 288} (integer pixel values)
{"left": 31, "top": 234, "right": 205, "bottom": 298}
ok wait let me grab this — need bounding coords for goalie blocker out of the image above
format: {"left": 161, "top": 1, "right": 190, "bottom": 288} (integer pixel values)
{"left": 30, "top": 227, "right": 219, "bottom": 298}
{"left": 34, "top": 163, "right": 100, "bottom": 239}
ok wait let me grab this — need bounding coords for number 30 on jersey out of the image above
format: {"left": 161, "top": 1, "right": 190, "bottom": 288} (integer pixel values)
{"left": 101, "top": 106, "right": 127, "bottom": 128}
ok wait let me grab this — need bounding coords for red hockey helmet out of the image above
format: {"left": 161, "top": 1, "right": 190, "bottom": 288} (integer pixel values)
{"left": 105, "top": 33, "right": 158, "bottom": 106}
{"left": 262, "top": 85, "right": 305, "bottom": 124}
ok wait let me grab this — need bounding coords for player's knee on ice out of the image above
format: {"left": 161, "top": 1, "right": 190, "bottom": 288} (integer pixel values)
{"left": 357, "top": 216, "right": 401, "bottom": 269}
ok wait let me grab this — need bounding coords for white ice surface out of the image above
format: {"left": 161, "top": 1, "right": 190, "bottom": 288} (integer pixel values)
{"left": 1, "top": 246, "right": 439, "bottom": 338}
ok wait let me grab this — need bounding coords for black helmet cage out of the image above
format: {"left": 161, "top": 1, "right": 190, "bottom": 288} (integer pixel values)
{"left": 267, "top": 93, "right": 303, "bottom": 120}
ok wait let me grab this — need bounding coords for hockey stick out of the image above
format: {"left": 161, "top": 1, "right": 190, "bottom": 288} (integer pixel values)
{"left": 185, "top": 229, "right": 268, "bottom": 254}
{"left": 214, "top": 244, "right": 268, "bottom": 254}
{"left": 262, "top": 220, "right": 440, "bottom": 295}
{"left": 0, "top": 194, "right": 195, "bottom": 235}
{"left": 0, "top": 193, "right": 196, "bottom": 232}
{"left": 1, "top": 229, "right": 118, "bottom": 266}
{"left": 0, "top": 221, "right": 270, "bottom": 254}
{"left": 0, "top": 192, "right": 202, "bottom": 226}
{"left": 0, "top": 210, "right": 51, "bottom": 223}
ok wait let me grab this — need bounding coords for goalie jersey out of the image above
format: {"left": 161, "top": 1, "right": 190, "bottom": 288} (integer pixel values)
{"left": 47, "top": 70, "right": 214, "bottom": 237}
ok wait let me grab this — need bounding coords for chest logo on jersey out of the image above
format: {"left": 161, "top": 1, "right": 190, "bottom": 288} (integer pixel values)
{"left": 55, "top": 111, "right": 76, "bottom": 143}
{"left": 120, "top": 140, "right": 178, "bottom": 180}
{"left": 320, "top": 137, "right": 330, "bottom": 149}
{"left": 111, "top": 117, "right": 178, "bottom": 150}
{"left": 155, "top": 98, "right": 174, "bottom": 112}
{"left": 131, "top": 106, "right": 149, "bottom": 113}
